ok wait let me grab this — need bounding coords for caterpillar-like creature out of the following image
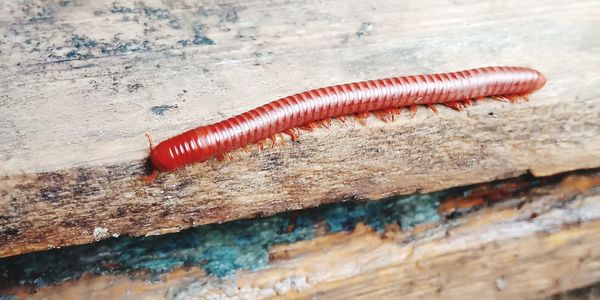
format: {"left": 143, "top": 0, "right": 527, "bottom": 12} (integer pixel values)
{"left": 147, "top": 66, "right": 546, "bottom": 175}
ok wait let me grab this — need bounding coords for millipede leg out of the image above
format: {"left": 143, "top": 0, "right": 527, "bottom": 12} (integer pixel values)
{"left": 354, "top": 112, "right": 369, "bottom": 126}
{"left": 491, "top": 95, "right": 510, "bottom": 102}
{"left": 319, "top": 118, "right": 331, "bottom": 129}
{"left": 502, "top": 95, "right": 521, "bottom": 103}
{"left": 334, "top": 116, "right": 349, "bottom": 127}
{"left": 283, "top": 128, "right": 300, "bottom": 141}
{"left": 409, "top": 105, "right": 418, "bottom": 119}
{"left": 462, "top": 98, "right": 474, "bottom": 106}
{"left": 268, "top": 136, "right": 277, "bottom": 148}
{"left": 373, "top": 108, "right": 401, "bottom": 122}
{"left": 277, "top": 133, "right": 286, "bottom": 146}
{"left": 427, "top": 104, "right": 439, "bottom": 115}
{"left": 142, "top": 170, "right": 159, "bottom": 183}
{"left": 442, "top": 101, "right": 464, "bottom": 111}
{"left": 257, "top": 139, "right": 266, "bottom": 150}
{"left": 373, "top": 109, "right": 392, "bottom": 122}
{"left": 389, "top": 108, "right": 401, "bottom": 121}
{"left": 299, "top": 122, "right": 318, "bottom": 131}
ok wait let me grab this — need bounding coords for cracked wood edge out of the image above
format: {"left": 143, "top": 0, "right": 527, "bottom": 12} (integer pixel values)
{"left": 3, "top": 171, "right": 600, "bottom": 299}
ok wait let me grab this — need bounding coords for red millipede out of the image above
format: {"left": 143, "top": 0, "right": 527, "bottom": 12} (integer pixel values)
{"left": 147, "top": 66, "right": 546, "bottom": 174}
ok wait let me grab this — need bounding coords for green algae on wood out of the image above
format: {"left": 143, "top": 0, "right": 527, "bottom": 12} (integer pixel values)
{"left": 0, "top": 192, "right": 440, "bottom": 286}
{"left": 2, "top": 169, "right": 583, "bottom": 287}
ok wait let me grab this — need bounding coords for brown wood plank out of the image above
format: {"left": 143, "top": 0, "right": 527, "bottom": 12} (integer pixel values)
{"left": 2, "top": 171, "right": 599, "bottom": 299}
{"left": 1, "top": 0, "right": 600, "bottom": 257}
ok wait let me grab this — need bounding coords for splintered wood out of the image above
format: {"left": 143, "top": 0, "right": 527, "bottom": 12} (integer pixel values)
{"left": 3, "top": 171, "right": 600, "bottom": 299}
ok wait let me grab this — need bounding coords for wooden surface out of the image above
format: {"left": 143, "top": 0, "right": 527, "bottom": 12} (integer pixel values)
{"left": 1, "top": 0, "right": 600, "bottom": 257}
{"left": 3, "top": 170, "right": 599, "bottom": 299}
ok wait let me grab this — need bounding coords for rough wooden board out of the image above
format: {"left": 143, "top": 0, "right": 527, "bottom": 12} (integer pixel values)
{"left": 1, "top": 0, "right": 600, "bottom": 257}
{"left": 3, "top": 172, "right": 600, "bottom": 299}
{"left": 546, "top": 281, "right": 600, "bottom": 300}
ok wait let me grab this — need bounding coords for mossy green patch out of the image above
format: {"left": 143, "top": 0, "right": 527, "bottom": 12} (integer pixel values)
{"left": 0, "top": 192, "right": 442, "bottom": 286}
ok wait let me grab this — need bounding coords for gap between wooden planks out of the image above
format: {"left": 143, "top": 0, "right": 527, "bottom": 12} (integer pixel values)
{"left": 1, "top": 0, "right": 600, "bottom": 257}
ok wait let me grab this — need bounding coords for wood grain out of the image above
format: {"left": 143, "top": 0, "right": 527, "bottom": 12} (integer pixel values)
{"left": 3, "top": 171, "right": 600, "bottom": 299}
{"left": 1, "top": 0, "right": 599, "bottom": 257}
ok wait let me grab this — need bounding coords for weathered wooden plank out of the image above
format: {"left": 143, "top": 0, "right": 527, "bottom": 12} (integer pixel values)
{"left": 2, "top": 170, "right": 599, "bottom": 299}
{"left": 1, "top": 0, "right": 599, "bottom": 257}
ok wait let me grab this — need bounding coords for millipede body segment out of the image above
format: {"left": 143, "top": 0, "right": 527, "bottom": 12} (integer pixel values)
{"left": 149, "top": 66, "right": 546, "bottom": 172}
